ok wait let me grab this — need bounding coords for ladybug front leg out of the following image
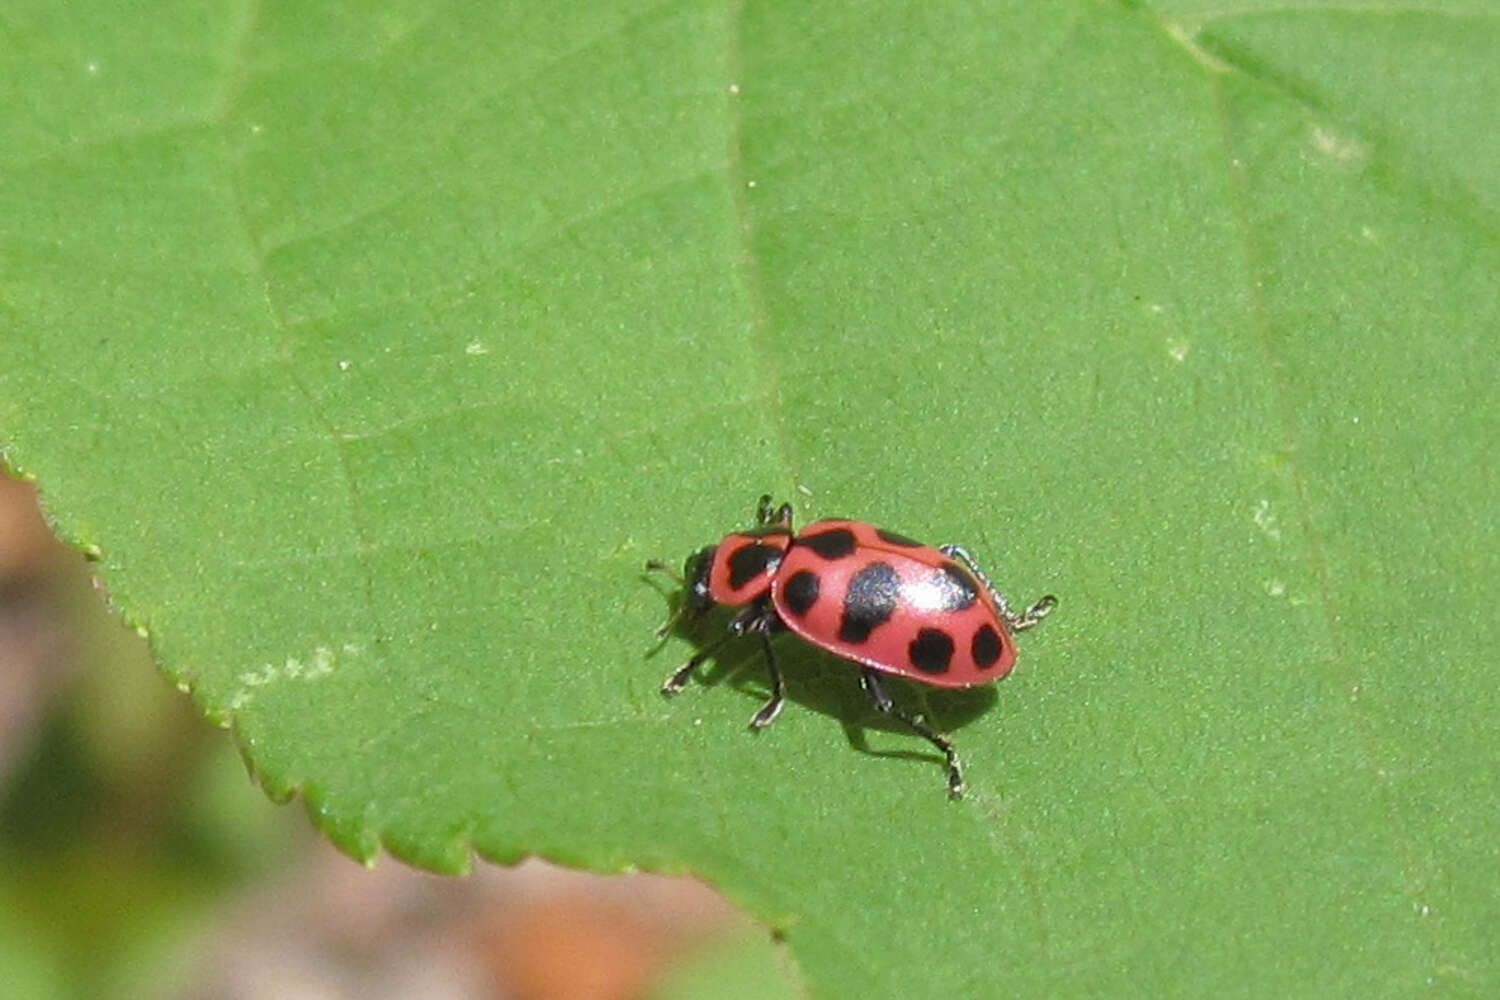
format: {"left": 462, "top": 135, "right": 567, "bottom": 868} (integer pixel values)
{"left": 859, "top": 668, "right": 964, "bottom": 799}
{"left": 660, "top": 604, "right": 762, "bottom": 694}
{"left": 661, "top": 605, "right": 788, "bottom": 731}
{"left": 660, "top": 631, "right": 735, "bottom": 694}
{"left": 939, "top": 544, "right": 1057, "bottom": 632}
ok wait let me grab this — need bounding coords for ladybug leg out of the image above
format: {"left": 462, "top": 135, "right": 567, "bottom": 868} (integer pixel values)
{"left": 662, "top": 605, "right": 773, "bottom": 697}
{"left": 1007, "top": 594, "right": 1058, "bottom": 632}
{"left": 859, "top": 668, "right": 965, "bottom": 799}
{"left": 733, "top": 605, "right": 786, "bottom": 729}
{"left": 939, "top": 544, "right": 1057, "bottom": 632}
{"left": 660, "top": 631, "right": 735, "bottom": 694}
{"left": 747, "top": 631, "right": 786, "bottom": 729}
{"left": 754, "top": 494, "right": 795, "bottom": 530}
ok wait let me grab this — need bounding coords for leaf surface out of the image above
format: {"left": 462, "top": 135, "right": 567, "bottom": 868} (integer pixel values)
{"left": 4, "top": 1, "right": 1498, "bottom": 995}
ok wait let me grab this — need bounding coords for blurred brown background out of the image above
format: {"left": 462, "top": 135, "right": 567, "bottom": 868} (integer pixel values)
{"left": 0, "top": 470, "right": 781, "bottom": 1000}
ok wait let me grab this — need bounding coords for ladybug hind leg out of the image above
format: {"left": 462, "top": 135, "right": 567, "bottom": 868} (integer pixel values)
{"left": 859, "top": 668, "right": 964, "bottom": 799}
{"left": 939, "top": 544, "right": 1057, "bottom": 632}
{"left": 1007, "top": 593, "right": 1058, "bottom": 631}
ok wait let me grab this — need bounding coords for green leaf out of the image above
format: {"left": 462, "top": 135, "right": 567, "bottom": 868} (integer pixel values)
{"left": 4, "top": 1, "right": 1499, "bottom": 996}
{"left": 650, "top": 928, "right": 794, "bottom": 1000}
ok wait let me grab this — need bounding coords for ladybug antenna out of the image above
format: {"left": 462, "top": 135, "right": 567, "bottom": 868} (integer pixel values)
{"left": 645, "top": 560, "right": 690, "bottom": 638}
{"left": 644, "top": 559, "right": 682, "bottom": 585}
{"left": 652, "top": 599, "right": 692, "bottom": 640}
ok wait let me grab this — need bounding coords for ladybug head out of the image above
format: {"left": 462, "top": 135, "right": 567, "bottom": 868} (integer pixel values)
{"left": 683, "top": 545, "right": 717, "bottom": 612}
{"left": 650, "top": 544, "right": 719, "bottom": 641}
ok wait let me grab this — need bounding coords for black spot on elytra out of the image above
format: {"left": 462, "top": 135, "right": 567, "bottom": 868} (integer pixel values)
{"left": 782, "top": 570, "right": 821, "bottom": 617}
{"left": 931, "top": 565, "right": 979, "bottom": 612}
{"left": 727, "top": 542, "right": 783, "bottom": 590}
{"left": 875, "top": 528, "right": 922, "bottom": 547}
{"left": 909, "top": 628, "right": 955, "bottom": 674}
{"left": 839, "top": 562, "right": 899, "bottom": 643}
{"left": 971, "top": 624, "right": 1002, "bottom": 668}
{"left": 799, "top": 528, "right": 857, "bottom": 559}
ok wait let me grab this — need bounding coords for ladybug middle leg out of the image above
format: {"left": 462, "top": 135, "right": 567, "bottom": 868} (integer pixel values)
{"left": 738, "top": 603, "right": 789, "bottom": 729}
{"left": 754, "top": 494, "right": 794, "bottom": 530}
{"left": 939, "top": 544, "right": 1057, "bottom": 631}
{"left": 859, "top": 668, "right": 965, "bottom": 799}
{"left": 747, "top": 629, "right": 786, "bottom": 729}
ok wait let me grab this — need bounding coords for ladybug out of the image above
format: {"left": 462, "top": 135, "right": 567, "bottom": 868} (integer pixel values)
{"left": 648, "top": 495, "right": 1055, "bottom": 798}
